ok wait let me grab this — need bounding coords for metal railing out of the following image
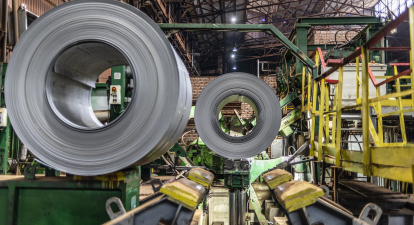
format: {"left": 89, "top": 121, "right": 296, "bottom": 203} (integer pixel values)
{"left": 303, "top": 6, "right": 414, "bottom": 183}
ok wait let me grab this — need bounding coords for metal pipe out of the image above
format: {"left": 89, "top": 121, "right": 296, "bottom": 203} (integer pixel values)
{"left": 94, "top": 111, "right": 109, "bottom": 123}
{"left": 229, "top": 191, "right": 236, "bottom": 225}
{"left": 12, "top": 0, "right": 18, "bottom": 45}
{"left": 257, "top": 59, "right": 259, "bottom": 77}
{"left": 290, "top": 158, "right": 314, "bottom": 165}
{"left": 1, "top": 0, "right": 8, "bottom": 62}
{"left": 260, "top": 61, "right": 278, "bottom": 72}
{"left": 238, "top": 190, "right": 246, "bottom": 225}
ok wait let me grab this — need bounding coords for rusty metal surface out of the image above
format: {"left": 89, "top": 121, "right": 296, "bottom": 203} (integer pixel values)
{"left": 339, "top": 180, "right": 411, "bottom": 200}
{"left": 248, "top": 182, "right": 272, "bottom": 211}
{"left": 274, "top": 180, "right": 324, "bottom": 212}
{"left": 263, "top": 169, "right": 293, "bottom": 189}
{"left": 338, "top": 180, "right": 414, "bottom": 224}
{"left": 160, "top": 178, "right": 205, "bottom": 210}
{"left": 186, "top": 167, "right": 214, "bottom": 189}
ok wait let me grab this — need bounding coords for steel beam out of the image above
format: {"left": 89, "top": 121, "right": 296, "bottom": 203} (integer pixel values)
{"left": 307, "top": 44, "right": 336, "bottom": 51}
{"left": 158, "top": 23, "right": 316, "bottom": 68}
{"left": 295, "top": 24, "right": 310, "bottom": 74}
{"left": 316, "top": 10, "right": 409, "bottom": 81}
{"left": 361, "top": 46, "right": 370, "bottom": 176}
{"left": 296, "top": 16, "right": 381, "bottom": 26}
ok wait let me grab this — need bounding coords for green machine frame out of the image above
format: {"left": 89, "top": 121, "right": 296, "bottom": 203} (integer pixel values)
{"left": 0, "top": 169, "right": 140, "bottom": 225}
{"left": 0, "top": 63, "right": 141, "bottom": 225}
{"left": 0, "top": 64, "right": 19, "bottom": 176}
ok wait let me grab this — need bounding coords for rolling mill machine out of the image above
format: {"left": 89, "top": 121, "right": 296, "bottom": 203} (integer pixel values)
{"left": 0, "top": 0, "right": 413, "bottom": 225}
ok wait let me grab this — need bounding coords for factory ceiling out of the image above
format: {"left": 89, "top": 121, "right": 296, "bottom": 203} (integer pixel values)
{"left": 179, "top": 0, "right": 380, "bottom": 75}
{"left": 10, "top": 0, "right": 386, "bottom": 76}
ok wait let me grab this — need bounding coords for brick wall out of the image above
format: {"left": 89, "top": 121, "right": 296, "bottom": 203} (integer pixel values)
{"left": 241, "top": 102, "right": 254, "bottom": 119}
{"left": 308, "top": 30, "right": 358, "bottom": 45}
{"left": 308, "top": 30, "right": 358, "bottom": 58}
{"left": 98, "top": 69, "right": 112, "bottom": 83}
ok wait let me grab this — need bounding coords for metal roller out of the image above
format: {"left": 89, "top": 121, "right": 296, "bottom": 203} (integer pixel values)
{"left": 194, "top": 73, "right": 281, "bottom": 158}
{"left": 5, "top": 0, "right": 192, "bottom": 175}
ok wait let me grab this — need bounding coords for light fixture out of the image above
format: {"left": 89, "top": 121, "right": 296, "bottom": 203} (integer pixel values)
{"left": 262, "top": 18, "right": 265, "bottom": 21}
{"left": 233, "top": 46, "right": 237, "bottom": 51}
{"left": 231, "top": 54, "right": 235, "bottom": 58}
{"left": 233, "top": 66, "right": 237, "bottom": 70}
{"left": 283, "top": 21, "right": 286, "bottom": 23}
{"left": 231, "top": 17, "right": 236, "bottom": 22}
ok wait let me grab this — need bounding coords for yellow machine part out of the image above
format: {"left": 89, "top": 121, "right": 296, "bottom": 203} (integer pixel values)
{"left": 263, "top": 169, "right": 293, "bottom": 189}
{"left": 160, "top": 178, "right": 205, "bottom": 210}
{"left": 186, "top": 168, "right": 214, "bottom": 189}
{"left": 274, "top": 180, "right": 324, "bottom": 212}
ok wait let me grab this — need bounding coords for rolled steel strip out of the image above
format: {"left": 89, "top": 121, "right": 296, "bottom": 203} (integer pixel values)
{"left": 5, "top": 0, "right": 192, "bottom": 175}
{"left": 194, "top": 73, "right": 281, "bottom": 158}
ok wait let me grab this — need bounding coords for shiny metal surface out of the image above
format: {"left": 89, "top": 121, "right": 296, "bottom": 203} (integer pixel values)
{"left": 194, "top": 73, "right": 281, "bottom": 158}
{"left": 94, "top": 111, "right": 109, "bottom": 123}
{"left": 238, "top": 190, "right": 246, "bottom": 225}
{"left": 5, "top": 0, "right": 192, "bottom": 175}
{"left": 229, "top": 191, "right": 236, "bottom": 225}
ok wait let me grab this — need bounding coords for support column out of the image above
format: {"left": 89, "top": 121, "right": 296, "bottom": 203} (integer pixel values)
{"left": 317, "top": 79, "right": 326, "bottom": 158}
{"left": 367, "top": 26, "right": 382, "bottom": 63}
{"left": 412, "top": 160, "right": 414, "bottom": 210}
{"left": 321, "top": 160, "right": 326, "bottom": 186}
{"left": 295, "top": 24, "right": 311, "bottom": 75}
{"left": 409, "top": 6, "right": 414, "bottom": 108}
{"left": 361, "top": 46, "right": 371, "bottom": 176}
{"left": 335, "top": 67, "right": 343, "bottom": 166}
{"left": 333, "top": 167, "right": 339, "bottom": 203}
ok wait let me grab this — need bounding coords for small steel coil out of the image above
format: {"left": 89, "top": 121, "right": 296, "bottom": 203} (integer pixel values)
{"left": 194, "top": 73, "right": 281, "bottom": 158}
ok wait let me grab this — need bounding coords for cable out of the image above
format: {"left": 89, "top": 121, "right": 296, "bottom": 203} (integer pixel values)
{"left": 181, "top": 129, "right": 197, "bottom": 145}
{"left": 293, "top": 164, "right": 307, "bottom": 173}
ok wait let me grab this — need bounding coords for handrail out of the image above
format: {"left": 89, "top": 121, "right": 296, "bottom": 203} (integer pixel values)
{"left": 390, "top": 63, "right": 411, "bottom": 66}
{"left": 359, "top": 55, "right": 378, "bottom": 86}
{"left": 317, "top": 47, "right": 338, "bottom": 83}
{"left": 315, "top": 9, "right": 409, "bottom": 82}
{"left": 375, "top": 69, "right": 412, "bottom": 87}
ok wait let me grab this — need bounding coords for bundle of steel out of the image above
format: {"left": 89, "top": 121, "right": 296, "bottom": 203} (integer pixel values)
{"left": 5, "top": 0, "right": 191, "bottom": 175}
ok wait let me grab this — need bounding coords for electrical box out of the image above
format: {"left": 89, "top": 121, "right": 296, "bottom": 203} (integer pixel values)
{"left": 0, "top": 108, "right": 7, "bottom": 127}
{"left": 330, "top": 85, "right": 336, "bottom": 95}
{"left": 109, "top": 85, "right": 121, "bottom": 105}
{"left": 271, "top": 138, "right": 283, "bottom": 158}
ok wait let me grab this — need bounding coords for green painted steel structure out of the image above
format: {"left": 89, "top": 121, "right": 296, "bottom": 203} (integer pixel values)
{"left": 158, "top": 23, "right": 316, "bottom": 68}
{"left": 0, "top": 64, "right": 141, "bottom": 225}
{"left": 0, "top": 64, "right": 19, "bottom": 175}
{"left": 296, "top": 16, "right": 381, "bottom": 26}
{"left": 0, "top": 168, "right": 140, "bottom": 225}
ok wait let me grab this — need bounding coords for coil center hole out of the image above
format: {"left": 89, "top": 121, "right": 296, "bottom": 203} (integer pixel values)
{"left": 216, "top": 95, "right": 257, "bottom": 137}
{"left": 46, "top": 41, "right": 133, "bottom": 130}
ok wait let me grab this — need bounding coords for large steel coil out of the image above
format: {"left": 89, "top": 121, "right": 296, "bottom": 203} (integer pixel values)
{"left": 194, "top": 73, "right": 281, "bottom": 159}
{"left": 5, "top": 0, "right": 192, "bottom": 175}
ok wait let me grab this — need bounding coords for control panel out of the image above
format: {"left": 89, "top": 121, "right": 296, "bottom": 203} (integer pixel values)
{"left": 109, "top": 85, "right": 121, "bottom": 105}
